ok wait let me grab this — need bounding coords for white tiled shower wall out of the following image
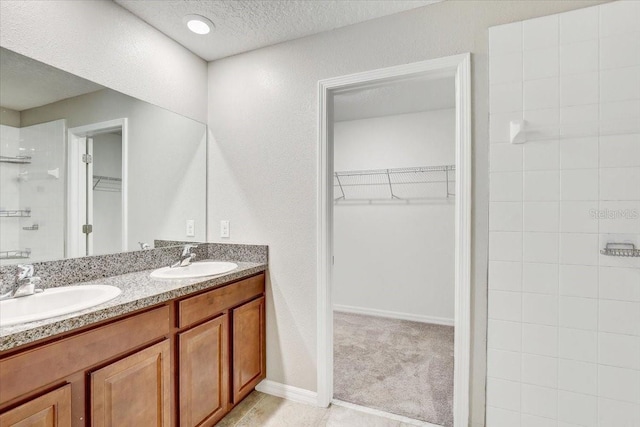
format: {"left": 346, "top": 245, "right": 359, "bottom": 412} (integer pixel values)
{"left": 0, "top": 120, "right": 65, "bottom": 265}
{"left": 487, "top": 1, "right": 640, "bottom": 426}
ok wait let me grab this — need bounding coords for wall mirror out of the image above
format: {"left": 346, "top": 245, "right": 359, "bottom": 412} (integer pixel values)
{"left": 0, "top": 47, "right": 207, "bottom": 265}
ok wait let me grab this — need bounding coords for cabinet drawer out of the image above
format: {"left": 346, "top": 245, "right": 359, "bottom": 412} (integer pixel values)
{"left": 178, "top": 274, "right": 264, "bottom": 328}
{"left": 0, "top": 306, "right": 170, "bottom": 405}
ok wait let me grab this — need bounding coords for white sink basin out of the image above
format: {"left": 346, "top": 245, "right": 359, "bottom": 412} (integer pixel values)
{"left": 0, "top": 285, "right": 122, "bottom": 327}
{"left": 150, "top": 261, "right": 238, "bottom": 279}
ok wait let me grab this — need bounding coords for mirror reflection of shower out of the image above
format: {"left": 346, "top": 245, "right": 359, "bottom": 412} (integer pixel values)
{"left": 0, "top": 119, "right": 66, "bottom": 265}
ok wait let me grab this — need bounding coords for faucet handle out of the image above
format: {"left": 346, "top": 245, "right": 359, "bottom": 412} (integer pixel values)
{"left": 16, "top": 264, "right": 34, "bottom": 280}
{"left": 181, "top": 244, "right": 198, "bottom": 256}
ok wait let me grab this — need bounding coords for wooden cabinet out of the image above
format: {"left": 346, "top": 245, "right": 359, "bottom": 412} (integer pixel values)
{"left": 178, "top": 316, "right": 228, "bottom": 427}
{"left": 232, "top": 296, "right": 265, "bottom": 403}
{"left": 90, "top": 341, "right": 171, "bottom": 427}
{"left": 176, "top": 274, "right": 265, "bottom": 427}
{"left": 0, "top": 384, "right": 71, "bottom": 427}
{"left": 0, "top": 272, "right": 266, "bottom": 427}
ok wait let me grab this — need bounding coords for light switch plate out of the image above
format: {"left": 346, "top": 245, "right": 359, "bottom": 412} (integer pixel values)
{"left": 186, "top": 220, "right": 195, "bottom": 237}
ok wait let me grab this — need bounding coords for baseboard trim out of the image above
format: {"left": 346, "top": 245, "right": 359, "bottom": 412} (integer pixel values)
{"left": 333, "top": 304, "right": 454, "bottom": 326}
{"left": 255, "top": 380, "right": 319, "bottom": 406}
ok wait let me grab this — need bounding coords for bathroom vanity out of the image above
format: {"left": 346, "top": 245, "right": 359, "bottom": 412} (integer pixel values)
{"left": 0, "top": 262, "right": 266, "bottom": 427}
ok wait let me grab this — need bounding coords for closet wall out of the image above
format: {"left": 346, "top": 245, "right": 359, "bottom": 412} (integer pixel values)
{"left": 333, "top": 109, "right": 456, "bottom": 324}
{"left": 92, "top": 132, "right": 122, "bottom": 255}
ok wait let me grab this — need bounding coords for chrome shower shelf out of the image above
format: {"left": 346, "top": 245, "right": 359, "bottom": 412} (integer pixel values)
{"left": 0, "top": 209, "right": 31, "bottom": 218}
{"left": 0, "top": 155, "right": 31, "bottom": 164}
{"left": 0, "top": 249, "right": 31, "bottom": 260}
{"left": 600, "top": 243, "right": 640, "bottom": 257}
{"left": 334, "top": 165, "right": 455, "bottom": 203}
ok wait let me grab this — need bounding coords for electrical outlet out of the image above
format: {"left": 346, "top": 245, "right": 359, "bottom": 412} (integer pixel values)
{"left": 220, "top": 220, "right": 230, "bottom": 238}
{"left": 186, "top": 220, "right": 195, "bottom": 237}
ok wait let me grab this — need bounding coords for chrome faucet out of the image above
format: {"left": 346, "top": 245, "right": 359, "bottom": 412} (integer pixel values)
{"left": 171, "top": 245, "right": 198, "bottom": 268}
{"left": 0, "top": 264, "right": 43, "bottom": 300}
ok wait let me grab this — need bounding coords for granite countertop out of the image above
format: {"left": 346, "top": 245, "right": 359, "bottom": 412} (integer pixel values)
{"left": 0, "top": 260, "right": 267, "bottom": 352}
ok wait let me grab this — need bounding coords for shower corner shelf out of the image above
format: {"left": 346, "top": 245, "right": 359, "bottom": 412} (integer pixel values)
{"left": 0, "top": 155, "right": 32, "bottom": 164}
{"left": 0, "top": 209, "right": 31, "bottom": 218}
{"left": 334, "top": 165, "right": 455, "bottom": 203}
{"left": 0, "top": 249, "right": 31, "bottom": 260}
{"left": 600, "top": 243, "right": 640, "bottom": 257}
{"left": 23, "top": 224, "right": 39, "bottom": 231}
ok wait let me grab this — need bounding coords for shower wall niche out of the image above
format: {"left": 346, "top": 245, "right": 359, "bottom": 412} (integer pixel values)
{"left": 0, "top": 119, "right": 65, "bottom": 264}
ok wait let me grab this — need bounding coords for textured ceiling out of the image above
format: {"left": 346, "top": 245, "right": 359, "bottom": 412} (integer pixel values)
{"left": 114, "top": 0, "right": 440, "bottom": 61}
{"left": 0, "top": 48, "right": 104, "bottom": 111}
{"left": 334, "top": 76, "right": 455, "bottom": 122}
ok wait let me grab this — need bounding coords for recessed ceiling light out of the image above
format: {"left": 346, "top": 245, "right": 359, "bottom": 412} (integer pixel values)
{"left": 184, "top": 14, "right": 213, "bottom": 35}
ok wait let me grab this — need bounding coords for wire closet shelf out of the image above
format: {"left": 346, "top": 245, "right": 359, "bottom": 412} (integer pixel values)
{"left": 93, "top": 175, "right": 122, "bottom": 192}
{"left": 334, "top": 165, "right": 455, "bottom": 203}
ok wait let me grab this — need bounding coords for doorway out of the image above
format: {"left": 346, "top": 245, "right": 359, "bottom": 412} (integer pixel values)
{"left": 317, "top": 54, "right": 471, "bottom": 427}
{"left": 67, "top": 119, "right": 128, "bottom": 257}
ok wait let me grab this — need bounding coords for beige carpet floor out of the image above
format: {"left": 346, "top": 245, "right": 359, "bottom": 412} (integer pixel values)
{"left": 333, "top": 312, "right": 454, "bottom": 427}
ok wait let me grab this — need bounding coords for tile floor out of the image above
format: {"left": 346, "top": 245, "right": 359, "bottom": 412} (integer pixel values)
{"left": 216, "top": 391, "right": 434, "bottom": 427}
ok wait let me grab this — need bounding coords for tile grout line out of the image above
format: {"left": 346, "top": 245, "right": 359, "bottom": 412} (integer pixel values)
{"left": 595, "top": 6, "right": 601, "bottom": 425}
{"left": 520, "top": 20, "right": 525, "bottom": 423}
{"left": 230, "top": 393, "right": 267, "bottom": 427}
{"left": 555, "top": 15, "right": 561, "bottom": 424}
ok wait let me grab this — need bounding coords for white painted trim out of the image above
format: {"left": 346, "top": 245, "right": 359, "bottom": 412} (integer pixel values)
{"left": 317, "top": 53, "right": 472, "bottom": 426}
{"left": 452, "top": 53, "right": 472, "bottom": 427}
{"left": 67, "top": 118, "right": 128, "bottom": 257}
{"left": 87, "top": 137, "right": 94, "bottom": 255}
{"left": 255, "top": 380, "right": 318, "bottom": 406}
{"left": 66, "top": 134, "right": 85, "bottom": 257}
{"left": 333, "top": 304, "right": 454, "bottom": 326}
{"left": 331, "top": 399, "right": 444, "bottom": 427}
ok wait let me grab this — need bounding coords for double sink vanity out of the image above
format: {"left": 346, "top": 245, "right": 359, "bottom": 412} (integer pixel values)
{"left": 0, "top": 243, "right": 268, "bottom": 427}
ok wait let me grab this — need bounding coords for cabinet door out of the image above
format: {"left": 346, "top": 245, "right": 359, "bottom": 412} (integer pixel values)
{"left": 232, "top": 296, "right": 265, "bottom": 403}
{"left": 90, "top": 340, "right": 171, "bottom": 427}
{"left": 0, "top": 384, "right": 71, "bottom": 427}
{"left": 178, "top": 315, "right": 228, "bottom": 427}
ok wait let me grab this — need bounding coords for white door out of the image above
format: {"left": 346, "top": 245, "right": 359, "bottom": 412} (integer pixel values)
{"left": 74, "top": 136, "right": 94, "bottom": 256}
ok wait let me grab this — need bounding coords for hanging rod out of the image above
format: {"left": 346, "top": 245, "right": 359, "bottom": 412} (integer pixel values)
{"left": 334, "top": 165, "right": 455, "bottom": 202}
{"left": 0, "top": 155, "right": 31, "bottom": 164}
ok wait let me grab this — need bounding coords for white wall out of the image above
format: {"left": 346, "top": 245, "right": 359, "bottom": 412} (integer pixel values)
{"left": 0, "top": 0, "right": 207, "bottom": 122}
{"left": 21, "top": 89, "right": 207, "bottom": 250}
{"left": 92, "top": 133, "right": 122, "bottom": 256}
{"left": 207, "top": 2, "right": 609, "bottom": 424}
{"left": 333, "top": 110, "right": 455, "bottom": 323}
{"left": 487, "top": 2, "right": 640, "bottom": 426}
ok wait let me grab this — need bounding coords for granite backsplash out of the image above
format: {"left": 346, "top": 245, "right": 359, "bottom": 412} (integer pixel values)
{"left": 0, "top": 243, "right": 268, "bottom": 293}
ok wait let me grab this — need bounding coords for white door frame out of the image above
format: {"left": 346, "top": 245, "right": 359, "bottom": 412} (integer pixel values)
{"left": 317, "top": 53, "right": 471, "bottom": 427}
{"left": 67, "top": 118, "right": 128, "bottom": 257}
